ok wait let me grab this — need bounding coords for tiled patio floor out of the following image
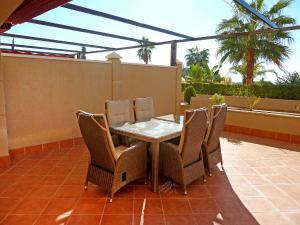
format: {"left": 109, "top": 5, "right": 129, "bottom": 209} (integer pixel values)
{"left": 0, "top": 132, "right": 299, "bottom": 225}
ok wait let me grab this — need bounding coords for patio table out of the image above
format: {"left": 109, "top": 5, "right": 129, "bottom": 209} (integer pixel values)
{"left": 110, "top": 115, "right": 183, "bottom": 192}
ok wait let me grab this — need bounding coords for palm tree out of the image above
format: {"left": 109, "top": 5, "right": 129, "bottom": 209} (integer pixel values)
{"left": 230, "top": 61, "right": 277, "bottom": 83}
{"left": 185, "top": 47, "right": 209, "bottom": 67}
{"left": 216, "top": 0, "right": 295, "bottom": 84}
{"left": 137, "top": 37, "right": 155, "bottom": 64}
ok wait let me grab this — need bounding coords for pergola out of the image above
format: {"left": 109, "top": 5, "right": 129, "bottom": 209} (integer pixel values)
{"left": 1, "top": 0, "right": 300, "bottom": 64}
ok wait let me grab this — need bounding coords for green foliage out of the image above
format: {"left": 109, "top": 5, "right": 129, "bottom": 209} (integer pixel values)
{"left": 230, "top": 62, "right": 277, "bottom": 83}
{"left": 182, "top": 83, "right": 300, "bottom": 100}
{"left": 78, "top": 46, "right": 86, "bottom": 59}
{"left": 186, "top": 64, "right": 205, "bottom": 83}
{"left": 244, "top": 96, "right": 261, "bottom": 110}
{"left": 184, "top": 86, "right": 197, "bottom": 104}
{"left": 276, "top": 71, "right": 300, "bottom": 85}
{"left": 184, "top": 47, "right": 225, "bottom": 83}
{"left": 137, "top": 37, "right": 155, "bottom": 64}
{"left": 210, "top": 93, "right": 225, "bottom": 105}
{"left": 216, "top": 0, "right": 295, "bottom": 84}
{"left": 185, "top": 47, "right": 209, "bottom": 67}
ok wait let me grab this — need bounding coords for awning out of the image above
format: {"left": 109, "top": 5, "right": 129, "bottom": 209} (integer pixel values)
{"left": 0, "top": 0, "right": 71, "bottom": 33}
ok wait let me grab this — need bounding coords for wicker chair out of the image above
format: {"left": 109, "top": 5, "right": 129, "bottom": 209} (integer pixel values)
{"left": 159, "top": 108, "right": 208, "bottom": 195}
{"left": 202, "top": 104, "right": 227, "bottom": 176}
{"left": 133, "top": 97, "right": 154, "bottom": 122}
{"left": 76, "top": 111, "right": 147, "bottom": 202}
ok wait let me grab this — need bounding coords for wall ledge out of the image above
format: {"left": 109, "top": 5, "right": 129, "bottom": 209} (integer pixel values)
{"left": 7, "top": 137, "right": 85, "bottom": 163}
{"left": 224, "top": 124, "right": 300, "bottom": 144}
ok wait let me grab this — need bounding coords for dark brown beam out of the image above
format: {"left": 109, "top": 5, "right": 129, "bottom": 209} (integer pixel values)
{"left": 0, "top": 33, "right": 115, "bottom": 50}
{"left": 87, "top": 25, "right": 300, "bottom": 54}
{"left": 0, "top": 43, "right": 79, "bottom": 53}
{"left": 170, "top": 41, "right": 177, "bottom": 66}
{"left": 62, "top": 3, "right": 193, "bottom": 39}
{"left": 29, "top": 19, "right": 141, "bottom": 42}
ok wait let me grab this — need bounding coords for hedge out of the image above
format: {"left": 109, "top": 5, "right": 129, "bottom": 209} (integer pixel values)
{"left": 182, "top": 83, "right": 300, "bottom": 100}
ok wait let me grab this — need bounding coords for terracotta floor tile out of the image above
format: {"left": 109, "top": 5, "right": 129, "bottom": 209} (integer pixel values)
{"left": 0, "top": 134, "right": 300, "bottom": 225}
{"left": 55, "top": 185, "right": 83, "bottom": 198}
{"left": 223, "top": 212, "right": 260, "bottom": 225}
{"left": 264, "top": 174, "right": 292, "bottom": 185}
{"left": 253, "top": 167, "right": 277, "bottom": 176}
{"left": 103, "top": 199, "right": 133, "bottom": 214}
{"left": 48, "top": 166, "right": 72, "bottom": 176}
{"left": 0, "top": 215, "right": 38, "bottom": 225}
{"left": 0, "top": 175, "right": 21, "bottom": 186}
{"left": 189, "top": 198, "right": 220, "bottom": 214}
{"left": 63, "top": 176, "right": 85, "bottom": 185}
{"left": 284, "top": 212, "right": 300, "bottom": 224}
{"left": 255, "top": 184, "right": 287, "bottom": 198}
{"left": 34, "top": 215, "right": 70, "bottom": 225}
{"left": 100, "top": 215, "right": 132, "bottom": 225}
{"left": 244, "top": 175, "right": 269, "bottom": 185}
{"left": 206, "top": 185, "right": 236, "bottom": 198}
{"left": 15, "top": 175, "right": 44, "bottom": 186}
{"left": 28, "top": 185, "right": 59, "bottom": 198}
{"left": 162, "top": 199, "right": 192, "bottom": 215}
{"left": 26, "top": 166, "right": 51, "bottom": 176}
{"left": 40, "top": 176, "right": 67, "bottom": 185}
{"left": 4, "top": 166, "right": 30, "bottom": 176}
{"left": 134, "top": 199, "right": 163, "bottom": 215}
{"left": 187, "top": 185, "right": 211, "bottom": 198}
{"left": 13, "top": 198, "right": 50, "bottom": 214}
{"left": 67, "top": 215, "right": 101, "bottom": 225}
{"left": 269, "top": 197, "right": 300, "bottom": 212}
{"left": 134, "top": 215, "right": 165, "bottom": 225}
{"left": 73, "top": 198, "right": 105, "bottom": 214}
{"left": 113, "top": 186, "right": 134, "bottom": 199}
{"left": 134, "top": 186, "right": 160, "bottom": 199}
{"left": 165, "top": 215, "right": 198, "bottom": 225}
{"left": 241, "top": 197, "right": 275, "bottom": 213}
{"left": 159, "top": 181, "right": 186, "bottom": 198}
{"left": 80, "top": 186, "right": 107, "bottom": 199}
{"left": 43, "top": 198, "right": 78, "bottom": 215}
{"left": 0, "top": 184, "right": 35, "bottom": 198}
{"left": 253, "top": 212, "right": 291, "bottom": 225}
{"left": 194, "top": 213, "right": 228, "bottom": 225}
{"left": 0, "top": 198, "right": 21, "bottom": 213}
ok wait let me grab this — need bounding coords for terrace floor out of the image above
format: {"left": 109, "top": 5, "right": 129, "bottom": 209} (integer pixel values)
{"left": 0, "top": 132, "right": 299, "bottom": 225}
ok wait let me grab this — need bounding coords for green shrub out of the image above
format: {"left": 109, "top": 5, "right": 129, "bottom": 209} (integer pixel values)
{"left": 210, "top": 93, "right": 225, "bottom": 105}
{"left": 184, "top": 85, "right": 197, "bottom": 104}
{"left": 182, "top": 83, "right": 300, "bottom": 100}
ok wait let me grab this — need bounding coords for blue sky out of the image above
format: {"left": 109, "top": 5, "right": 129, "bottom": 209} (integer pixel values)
{"left": 1, "top": 0, "right": 300, "bottom": 82}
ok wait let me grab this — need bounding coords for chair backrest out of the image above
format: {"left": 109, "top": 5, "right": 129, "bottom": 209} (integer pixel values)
{"left": 179, "top": 108, "right": 208, "bottom": 167}
{"left": 105, "top": 99, "right": 131, "bottom": 126}
{"left": 205, "top": 104, "right": 227, "bottom": 152}
{"left": 133, "top": 97, "right": 154, "bottom": 122}
{"left": 76, "top": 111, "right": 117, "bottom": 172}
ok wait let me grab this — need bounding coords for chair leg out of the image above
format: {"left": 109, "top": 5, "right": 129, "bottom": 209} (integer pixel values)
{"left": 203, "top": 175, "right": 207, "bottom": 183}
{"left": 109, "top": 192, "right": 114, "bottom": 203}
{"left": 184, "top": 185, "right": 187, "bottom": 195}
{"left": 84, "top": 176, "right": 88, "bottom": 190}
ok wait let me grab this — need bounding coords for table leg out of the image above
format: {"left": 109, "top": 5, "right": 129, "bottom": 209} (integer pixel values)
{"left": 151, "top": 141, "right": 159, "bottom": 192}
